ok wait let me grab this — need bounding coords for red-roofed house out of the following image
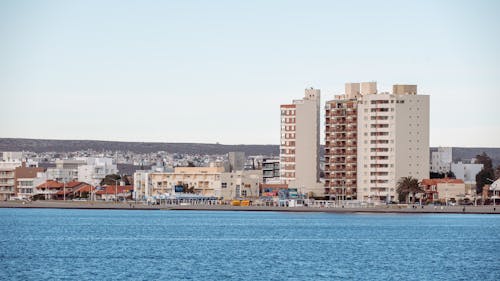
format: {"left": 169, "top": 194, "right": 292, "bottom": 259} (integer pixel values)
{"left": 95, "top": 185, "right": 133, "bottom": 201}
{"left": 36, "top": 180, "right": 94, "bottom": 200}
{"left": 36, "top": 180, "right": 64, "bottom": 200}
{"left": 421, "top": 178, "right": 465, "bottom": 203}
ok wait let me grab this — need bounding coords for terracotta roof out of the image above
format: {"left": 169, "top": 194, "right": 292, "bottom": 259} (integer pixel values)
{"left": 37, "top": 180, "right": 64, "bottom": 189}
{"left": 72, "top": 184, "right": 93, "bottom": 193}
{"left": 56, "top": 189, "right": 72, "bottom": 195}
{"left": 96, "top": 185, "right": 133, "bottom": 195}
{"left": 421, "top": 178, "right": 464, "bottom": 186}
{"left": 65, "top": 181, "right": 85, "bottom": 188}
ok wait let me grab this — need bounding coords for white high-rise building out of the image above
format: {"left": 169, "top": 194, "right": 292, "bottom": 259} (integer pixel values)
{"left": 356, "top": 83, "right": 430, "bottom": 202}
{"left": 280, "top": 88, "right": 323, "bottom": 196}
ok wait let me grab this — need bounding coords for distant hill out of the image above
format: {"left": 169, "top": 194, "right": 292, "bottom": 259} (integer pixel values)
{"left": 0, "top": 138, "right": 280, "bottom": 156}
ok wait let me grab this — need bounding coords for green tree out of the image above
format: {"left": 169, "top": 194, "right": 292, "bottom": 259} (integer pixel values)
{"left": 396, "top": 176, "right": 422, "bottom": 203}
{"left": 475, "top": 153, "right": 495, "bottom": 194}
{"left": 100, "top": 174, "right": 121, "bottom": 186}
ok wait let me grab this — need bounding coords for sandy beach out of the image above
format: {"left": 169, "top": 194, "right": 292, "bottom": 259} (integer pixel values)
{"left": 1, "top": 200, "right": 499, "bottom": 214}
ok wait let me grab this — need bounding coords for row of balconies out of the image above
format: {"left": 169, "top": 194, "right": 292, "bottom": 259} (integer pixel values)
{"left": 327, "top": 182, "right": 357, "bottom": 188}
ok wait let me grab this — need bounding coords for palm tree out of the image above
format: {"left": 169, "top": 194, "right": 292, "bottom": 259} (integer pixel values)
{"left": 396, "top": 176, "right": 423, "bottom": 203}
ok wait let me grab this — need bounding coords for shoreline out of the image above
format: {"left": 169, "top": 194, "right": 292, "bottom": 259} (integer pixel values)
{"left": 1, "top": 201, "right": 499, "bottom": 214}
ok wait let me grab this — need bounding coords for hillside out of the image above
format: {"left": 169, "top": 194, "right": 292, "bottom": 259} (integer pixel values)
{"left": 0, "top": 138, "right": 280, "bottom": 156}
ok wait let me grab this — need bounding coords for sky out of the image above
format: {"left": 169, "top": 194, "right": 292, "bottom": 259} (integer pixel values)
{"left": 0, "top": 0, "right": 499, "bottom": 146}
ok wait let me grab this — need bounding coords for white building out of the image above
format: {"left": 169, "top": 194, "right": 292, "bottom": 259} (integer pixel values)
{"left": 78, "top": 158, "right": 118, "bottom": 187}
{"left": 451, "top": 160, "right": 483, "bottom": 185}
{"left": 430, "top": 147, "right": 452, "bottom": 173}
{"left": 280, "top": 88, "right": 323, "bottom": 196}
{"left": 0, "top": 152, "right": 23, "bottom": 200}
{"left": 357, "top": 83, "right": 430, "bottom": 202}
{"left": 133, "top": 167, "right": 262, "bottom": 201}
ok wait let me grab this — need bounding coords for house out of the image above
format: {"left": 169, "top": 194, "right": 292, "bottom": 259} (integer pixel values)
{"left": 96, "top": 185, "right": 133, "bottom": 201}
{"left": 36, "top": 180, "right": 65, "bottom": 200}
{"left": 421, "top": 178, "right": 466, "bottom": 203}
{"left": 35, "top": 180, "right": 93, "bottom": 200}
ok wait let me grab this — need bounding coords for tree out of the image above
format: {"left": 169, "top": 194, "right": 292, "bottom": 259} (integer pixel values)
{"left": 475, "top": 153, "right": 495, "bottom": 194}
{"left": 100, "top": 174, "right": 121, "bottom": 186}
{"left": 396, "top": 176, "right": 422, "bottom": 203}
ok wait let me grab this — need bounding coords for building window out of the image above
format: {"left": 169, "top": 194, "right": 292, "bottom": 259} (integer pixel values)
{"left": 221, "top": 182, "right": 227, "bottom": 188}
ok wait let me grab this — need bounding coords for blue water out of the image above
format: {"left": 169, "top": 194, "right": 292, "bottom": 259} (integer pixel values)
{"left": 0, "top": 209, "right": 499, "bottom": 281}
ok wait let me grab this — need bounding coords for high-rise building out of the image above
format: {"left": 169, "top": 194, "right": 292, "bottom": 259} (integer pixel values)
{"left": 325, "top": 82, "right": 429, "bottom": 203}
{"left": 357, "top": 83, "right": 429, "bottom": 202}
{"left": 280, "top": 88, "right": 323, "bottom": 196}
{"left": 324, "top": 83, "right": 360, "bottom": 200}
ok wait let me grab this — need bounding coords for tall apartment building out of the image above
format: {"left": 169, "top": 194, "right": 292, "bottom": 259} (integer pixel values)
{"left": 357, "top": 83, "right": 429, "bottom": 202}
{"left": 325, "top": 82, "right": 429, "bottom": 203}
{"left": 324, "top": 83, "right": 360, "bottom": 200}
{"left": 280, "top": 88, "right": 323, "bottom": 196}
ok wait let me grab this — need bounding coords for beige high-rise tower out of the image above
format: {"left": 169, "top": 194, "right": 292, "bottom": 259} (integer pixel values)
{"left": 325, "top": 82, "right": 429, "bottom": 203}
{"left": 357, "top": 83, "right": 429, "bottom": 202}
{"left": 280, "top": 88, "right": 323, "bottom": 196}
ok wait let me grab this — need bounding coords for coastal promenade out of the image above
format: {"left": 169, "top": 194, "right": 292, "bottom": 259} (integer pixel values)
{"left": 1, "top": 200, "right": 499, "bottom": 214}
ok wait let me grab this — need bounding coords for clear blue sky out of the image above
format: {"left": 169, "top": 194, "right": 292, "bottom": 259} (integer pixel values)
{"left": 1, "top": 0, "right": 499, "bottom": 146}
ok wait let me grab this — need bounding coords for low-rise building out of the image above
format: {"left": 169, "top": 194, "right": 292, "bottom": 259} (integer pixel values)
{"left": 14, "top": 163, "right": 45, "bottom": 199}
{"left": 0, "top": 152, "right": 24, "bottom": 200}
{"left": 96, "top": 185, "right": 133, "bottom": 201}
{"left": 220, "top": 170, "right": 261, "bottom": 199}
{"left": 36, "top": 180, "right": 65, "bottom": 200}
{"left": 451, "top": 160, "right": 483, "bottom": 186}
{"left": 134, "top": 166, "right": 263, "bottom": 200}
{"left": 78, "top": 157, "right": 118, "bottom": 186}
{"left": 421, "top": 178, "right": 466, "bottom": 203}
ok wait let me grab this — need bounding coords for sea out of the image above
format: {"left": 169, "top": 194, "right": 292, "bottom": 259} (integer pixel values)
{"left": 0, "top": 209, "right": 499, "bottom": 281}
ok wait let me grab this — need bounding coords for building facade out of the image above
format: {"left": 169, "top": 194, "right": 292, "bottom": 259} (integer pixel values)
{"left": 280, "top": 88, "right": 323, "bottom": 196}
{"left": 78, "top": 158, "right": 118, "bottom": 187}
{"left": 14, "top": 163, "right": 45, "bottom": 199}
{"left": 262, "top": 157, "right": 280, "bottom": 184}
{"left": 451, "top": 160, "right": 483, "bottom": 186}
{"left": 356, "top": 83, "right": 429, "bottom": 202}
{"left": 0, "top": 152, "right": 24, "bottom": 200}
{"left": 324, "top": 83, "right": 359, "bottom": 200}
{"left": 134, "top": 166, "right": 262, "bottom": 200}
{"left": 430, "top": 147, "right": 452, "bottom": 174}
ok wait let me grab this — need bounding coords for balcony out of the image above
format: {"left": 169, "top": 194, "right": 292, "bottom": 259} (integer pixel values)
{"left": 0, "top": 173, "right": 15, "bottom": 179}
